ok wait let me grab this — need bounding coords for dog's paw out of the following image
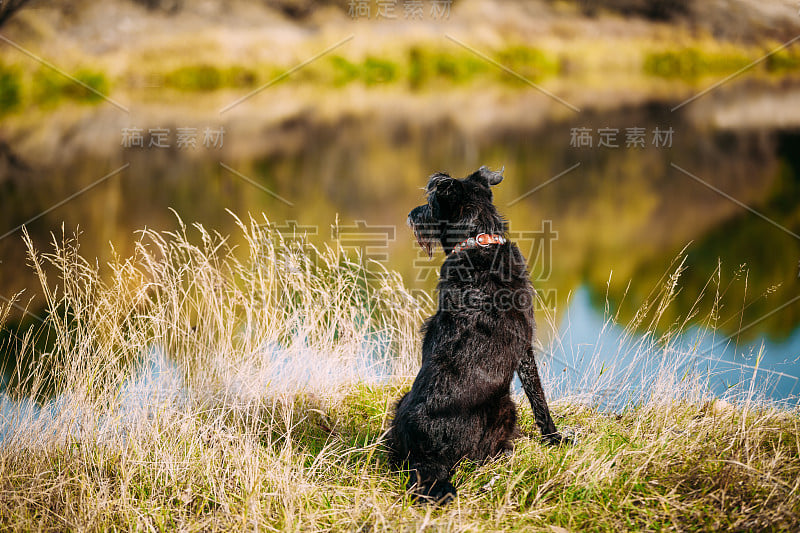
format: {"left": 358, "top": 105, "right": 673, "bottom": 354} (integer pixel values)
{"left": 542, "top": 432, "right": 571, "bottom": 446}
{"left": 541, "top": 432, "right": 566, "bottom": 446}
{"left": 412, "top": 480, "right": 457, "bottom": 506}
{"left": 543, "top": 426, "right": 582, "bottom": 446}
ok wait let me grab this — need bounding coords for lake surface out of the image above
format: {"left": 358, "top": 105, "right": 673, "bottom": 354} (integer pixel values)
{"left": 538, "top": 287, "right": 800, "bottom": 408}
{"left": 1, "top": 94, "right": 799, "bottom": 404}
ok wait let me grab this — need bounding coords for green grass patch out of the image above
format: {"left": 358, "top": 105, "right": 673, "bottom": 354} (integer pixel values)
{"left": 644, "top": 47, "right": 752, "bottom": 78}
{"left": 766, "top": 46, "right": 800, "bottom": 73}
{"left": 318, "top": 55, "right": 400, "bottom": 86}
{"left": 163, "top": 64, "right": 258, "bottom": 91}
{"left": 3, "top": 386, "right": 797, "bottom": 531}
{"left": 4, "top": 39, "right": 799, "bottom": 116}
{"left": 496, "top": 45, "right": 562, "bottom": 82}
{"left": 26, "top": 66, "right": 110, "bottom": 108}
{"left": 65, "top": 69, "right": 110, "bottom": 102}
{"left": 363, "top": 56, "right": 398, "bottom": 85}
{"left": 328, "top": 55, "right": 360, "bottom": 86}
{"left": 406, "top": 46, "right": 491, "bottom": 86}
{"left": 0, "top": 63, "right": 21, "bottom": 114}
{"left": 405, "top": 45, "right": 559, "bottom": 88}
{"left": 319, "top": 45, "right": 557, "bottom": 89}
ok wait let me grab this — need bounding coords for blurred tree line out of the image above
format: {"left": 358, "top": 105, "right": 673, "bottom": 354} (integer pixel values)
{"left": 2, "top": 0, "right": 793, "bottom": 42}
{"left": 573, "top": 0, "right": 690, "bottom": 20}
{"left": 130, "top": 0, "right": 690, "bottom": 20}
{"left": 131, "top": 0, "right": 350, "bottom": 18}
{"left": 1, "top": 0, "right": 694, "bottom": 23}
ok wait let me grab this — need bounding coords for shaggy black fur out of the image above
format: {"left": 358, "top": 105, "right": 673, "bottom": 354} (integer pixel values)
{"left": 387, "top": 166, "right": 564, "bottom": 505}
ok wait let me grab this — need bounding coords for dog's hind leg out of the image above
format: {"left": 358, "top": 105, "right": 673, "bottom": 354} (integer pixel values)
{"left": 475, "top": 394, "right": 519, "bottom": 459}
{"left": 518, "top": 347, "right": 564, "bottom": 445}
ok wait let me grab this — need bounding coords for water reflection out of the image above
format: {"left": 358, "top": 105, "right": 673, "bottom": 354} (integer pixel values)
{"left": 0, "top": 346, "right": 184, "bottom": 444}
{"left": 538, "top": 287, "right": 800, "bottom": 410}
{"left": 1, "top": 96, "right": 799, "bottom": 401}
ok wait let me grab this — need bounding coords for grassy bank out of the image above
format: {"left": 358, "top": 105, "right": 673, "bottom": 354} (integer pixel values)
{"left": 2, "top": 37, "right": 800, "bottom": 116}
{"left": 0, "top": 217, "right": 798, "bottom": 531}
{"left": 1, "top": 385, "right": 798, "bottom": 530}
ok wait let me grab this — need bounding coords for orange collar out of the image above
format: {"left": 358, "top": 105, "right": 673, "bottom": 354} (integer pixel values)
{"left": 451, "top": 233, "right": 507, "bottom": 254}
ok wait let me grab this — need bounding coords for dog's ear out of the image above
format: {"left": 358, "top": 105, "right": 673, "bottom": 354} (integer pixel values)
{"left": 426, "top": 172, "right": 452, "bottom": 193}
{"left": 468, "top": 166, "right": 504, "bottom": 187}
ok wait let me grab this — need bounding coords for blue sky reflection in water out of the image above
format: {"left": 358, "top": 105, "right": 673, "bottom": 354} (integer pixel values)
{"left": 0, "top": 346, "right": 185, "bottom": 443}
{"left": 535, "top": 287, "right": 800, "bottom": 411}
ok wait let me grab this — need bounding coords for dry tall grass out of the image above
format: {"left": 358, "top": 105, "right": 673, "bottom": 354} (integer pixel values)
{"left": 0, "top": 215, "right": 797, "bottom": 531}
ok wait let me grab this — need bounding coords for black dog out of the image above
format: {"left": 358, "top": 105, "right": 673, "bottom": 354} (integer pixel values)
{"left": 387, "top": 166, "right": 564, "bottom": 504}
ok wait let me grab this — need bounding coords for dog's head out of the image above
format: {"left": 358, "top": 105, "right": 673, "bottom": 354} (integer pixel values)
{"left": 408, "top": 166, "right": 507, "bottom": 257}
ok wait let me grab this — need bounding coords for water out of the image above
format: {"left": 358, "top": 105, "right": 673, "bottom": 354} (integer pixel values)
{"left": 1, "top": 94, "right": 799, "bottom": 406}
{"left": 0, "top": 346, "right": 184, "bottom": 444}
{"left": 536, "top": 287, "right": 800, "bottom": 410}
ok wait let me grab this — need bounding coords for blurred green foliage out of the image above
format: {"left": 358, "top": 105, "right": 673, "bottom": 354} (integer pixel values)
{"left": 163, "top": 64, "right": 258, "bottom": 91}
{"left": 2, "top": 42, "right": 798, "bottom": 116}
{"left": 329, "top": 56, "right": 360, "bottom": 86}
{"left": 31, "top": 68, "right": 61, "bottom": 105}
{"left": 765, "top": 47, "right": 800, "bottom": 74}
{"left": 643, "top": 48, "right": 751, "bottom": 78}
{"left": 407, "top": 47, "right": 490, "bottom": 86}
{"left": 28, "top": 67, "right": 110, "bottom": 107}
{"left": 496, "top": 46, "right": 561, "bottom": 82}
{"left": 63, "top": 69, "right": 110, "bottom": 102}
{"left": 570, "top": 0, "right": 690, "bottom": 20}
{"left": 363, "top": 56, "right": 397, "bottom": 85}
{"left": 0, "top": 63, "right": 21, "bottom": 114}
{"left": 166, "top": 64, "right": 222, "bottom": 91}
{"left": 320, "top": 46, "right": 557, "bottom": 89}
